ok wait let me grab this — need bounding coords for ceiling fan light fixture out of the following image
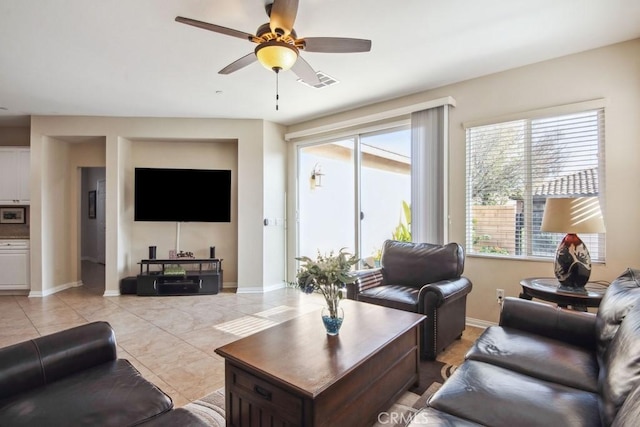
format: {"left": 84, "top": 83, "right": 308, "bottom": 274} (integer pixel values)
{"left": 255, "top": 40, "right": 298, "bottom": 72}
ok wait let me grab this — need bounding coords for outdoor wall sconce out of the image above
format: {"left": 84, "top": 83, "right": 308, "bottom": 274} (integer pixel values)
{"left": 310, "top": 163, "right": 324, "bottom": 189}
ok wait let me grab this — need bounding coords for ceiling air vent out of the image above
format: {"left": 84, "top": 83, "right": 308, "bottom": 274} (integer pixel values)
{"left": 297, "top": 71, "right": 340, "bottom": 89}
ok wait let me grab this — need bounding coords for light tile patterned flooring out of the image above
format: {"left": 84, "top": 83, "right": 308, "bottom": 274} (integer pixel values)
{"left": 0, "top": 261, "right": 483, "bottom": 409}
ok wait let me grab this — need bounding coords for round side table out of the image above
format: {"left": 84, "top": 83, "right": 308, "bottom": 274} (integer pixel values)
{"left": 519, "top": 277, "right": 608, "bottom": 311}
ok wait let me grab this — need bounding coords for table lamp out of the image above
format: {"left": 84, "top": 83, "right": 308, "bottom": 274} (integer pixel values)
{"left": 540, "top": 197, "right": 605, "bottom": 292}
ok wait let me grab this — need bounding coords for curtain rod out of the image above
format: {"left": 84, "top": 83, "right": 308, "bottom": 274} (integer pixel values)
{"left": 285, "top": 96, "right": 456, "bottom": 141}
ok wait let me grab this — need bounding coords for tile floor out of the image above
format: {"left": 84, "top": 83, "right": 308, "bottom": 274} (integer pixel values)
{"left": 0, "top": 261, "right": 483, "bottom": 409}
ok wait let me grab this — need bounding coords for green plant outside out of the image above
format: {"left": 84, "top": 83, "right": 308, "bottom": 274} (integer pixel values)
{"left": 471, "top": 218, "right": 509, "bottom": 254}
{"left": 391, "top": 200, "right": 412, "bottom": 242}
{"left": 370, "top": 200, "right": 412, "bottom": 263}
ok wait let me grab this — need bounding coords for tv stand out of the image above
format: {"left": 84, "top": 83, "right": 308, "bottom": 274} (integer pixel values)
{"left": 136, "top": 258, "right": 223, "bottom": 296}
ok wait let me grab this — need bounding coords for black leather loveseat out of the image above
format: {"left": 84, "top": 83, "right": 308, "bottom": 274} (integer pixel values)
{"left": 409, "top": 268, "right": 640, "bottom": 426}
{"left": 0, "top": 321, "right": 208, "bottom": 426}
{"left": 348, "top": 240, "right": 472, "bottom": 360}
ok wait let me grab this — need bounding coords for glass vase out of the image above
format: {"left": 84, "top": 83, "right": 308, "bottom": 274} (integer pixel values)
{"left": 321, "top": 305, "right": 344, "bottom": 336}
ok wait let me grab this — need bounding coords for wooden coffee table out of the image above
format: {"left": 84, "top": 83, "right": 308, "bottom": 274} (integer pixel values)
{"left": 215, "top": 299, "right": 425, "bottom": 427}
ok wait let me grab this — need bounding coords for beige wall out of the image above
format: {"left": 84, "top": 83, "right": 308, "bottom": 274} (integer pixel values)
{"left": 130, "top": 139, "right": 239, "bottom": 284}
{"left": 36, "top": 136, "right": 73, "bottom": 295}
{"left": 262, "top": 121, "right": 287, "bottom": 290}
{"left": 287, "top": 38, "right": 640, "bottom": 324}
{"left": 29, "top": 116, "right": 286, "bottom": 296}
{"left": 0, "top": 127, "right": 30, "bottom": 146}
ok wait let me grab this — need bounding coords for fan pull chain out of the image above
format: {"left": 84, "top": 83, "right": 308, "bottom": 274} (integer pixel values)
{"left": 275, "top": 69, "right": 280, "bottom": 111}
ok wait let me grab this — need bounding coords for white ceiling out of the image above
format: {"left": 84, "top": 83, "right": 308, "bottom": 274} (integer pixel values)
{"left": 1, "top": 0, "right": 639, "bottom": 127}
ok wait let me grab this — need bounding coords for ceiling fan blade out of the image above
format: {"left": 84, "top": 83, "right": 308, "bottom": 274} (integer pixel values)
{"left": 175, "top": 16, "right": 255, "bottom": 42}
{"left": 219, "top": 52, "right": 258, "bottom": 75}
{"left": 300, "top": 37, "right": 372, "bottom": 53}
{"left": 269, "top": 0, "right": 298, "bottom": 36}
{"left": 291, "top": 55, "right": 321, "bottom": 86}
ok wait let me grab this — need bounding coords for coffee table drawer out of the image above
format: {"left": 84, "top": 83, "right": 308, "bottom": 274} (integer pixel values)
{"left": 227, "top": 363, "right": 303, "bottom": 426}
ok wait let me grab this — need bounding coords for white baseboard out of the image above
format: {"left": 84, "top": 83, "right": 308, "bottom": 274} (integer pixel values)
{"left": 466, "top": 317, "right": 496, "bottom": 329}
{"left": 29, "top": 280, "right": 83, "bottom": 297}
{"left": 235, "top": 282, "right": 286, "bottom": 294}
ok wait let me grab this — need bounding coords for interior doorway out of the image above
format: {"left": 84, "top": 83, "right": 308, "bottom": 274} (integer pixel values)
{"left": 80, "top": 167, "right": 106, "bottom": 294}
{"left": 96, "top": 178, "right": 106, "bottom": 264}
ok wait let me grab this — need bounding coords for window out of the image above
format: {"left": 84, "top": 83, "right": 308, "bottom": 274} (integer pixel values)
{"left": 465, "top": 107, "right": 605, "bottom": 261}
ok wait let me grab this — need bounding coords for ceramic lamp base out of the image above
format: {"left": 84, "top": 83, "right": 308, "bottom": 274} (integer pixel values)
{"left": 554, "top": 233, "right": 591, "bottom": 292}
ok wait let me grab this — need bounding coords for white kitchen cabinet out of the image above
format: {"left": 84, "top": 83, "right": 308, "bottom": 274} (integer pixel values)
{"left": 0, "top": 240, "right": 30, "bottom": 290}
{"left": 0, "top": 147, "right": 30, "bottom": 204}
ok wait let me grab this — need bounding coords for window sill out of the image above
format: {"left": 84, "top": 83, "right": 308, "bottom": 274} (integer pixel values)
{"left": 468, "top": 253, "right": 606, "bottom": 265}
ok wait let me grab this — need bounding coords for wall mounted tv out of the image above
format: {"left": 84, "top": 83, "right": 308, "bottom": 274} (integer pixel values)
{"left": 134, "top": 168, "right": 231, "bottom": 222}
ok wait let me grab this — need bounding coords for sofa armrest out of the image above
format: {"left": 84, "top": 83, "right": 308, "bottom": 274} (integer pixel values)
{"left": 0, "top": 321, "right": 117, "bottom": 400}
{"left": 346, "top": 268, "right": 384, "bottom": 300}
{"left": 500, "top": 297, "right": 597, "bottom": 349}
{"left": 418, "top": 277, "right": 472, "bottom": 307}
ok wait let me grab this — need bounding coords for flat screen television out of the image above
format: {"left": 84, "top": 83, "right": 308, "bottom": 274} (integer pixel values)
{"left": 134, "top": 168, "right": 231, "bottom": 222}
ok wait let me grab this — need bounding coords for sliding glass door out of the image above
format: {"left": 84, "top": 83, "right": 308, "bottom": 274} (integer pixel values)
{"left": 298, "top": 139, "right": 356, "bottom": 258}
{"left": 297, "top": 126, "right": 411, "bottom": 265}
{"left": 360, "top": 128, "right": 412, "bottom": 266}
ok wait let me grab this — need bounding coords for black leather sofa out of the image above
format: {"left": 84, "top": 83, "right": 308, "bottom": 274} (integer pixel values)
{"left": 348, "top": 239, "right": 472, "bottom": 360}
{"left": 0, "top": 321, "right": 208, "bottom": 426}
{"left": 409, "top": 268, "right": 640, "bottom": 427}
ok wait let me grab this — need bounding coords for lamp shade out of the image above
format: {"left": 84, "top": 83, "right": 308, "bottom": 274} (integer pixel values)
{"left": 255, "top": 40, "right": 298, "bottom": 72}
{"left": 541, "top": 197, "right": 605, "bottom": 234}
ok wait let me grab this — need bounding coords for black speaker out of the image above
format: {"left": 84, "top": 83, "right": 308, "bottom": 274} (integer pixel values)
{"left": 120, "top": 277, "right": 137, "bottom": 295}
{"left": 209, "top": 246, "right": 216, "bottom": 259}
{"left": 149, "top": 246, "right": 157, "bottom": 259}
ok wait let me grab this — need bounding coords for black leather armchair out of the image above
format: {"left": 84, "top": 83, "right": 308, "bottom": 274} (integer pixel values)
{"left": 347, "top": 239, "right": 472, "bottom": 360}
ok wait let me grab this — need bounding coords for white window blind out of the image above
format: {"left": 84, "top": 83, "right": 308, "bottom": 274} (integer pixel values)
{"left": 465, "top": 108, "right": 605, "bottom": 261}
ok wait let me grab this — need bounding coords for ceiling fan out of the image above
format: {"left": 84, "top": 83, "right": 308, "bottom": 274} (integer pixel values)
{"left": 175, "top": 0, "right": 372, "bottom": 87}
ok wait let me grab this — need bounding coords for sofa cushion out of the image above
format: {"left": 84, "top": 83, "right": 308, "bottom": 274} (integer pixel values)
{"left": 428, "top": 360, "right": 601, "bottom": 427}
{"left": 599, "top": 302, "right": 640, "bottom": 426}
{"left": 465, "top": 325, "right": 598, "bottom": 392}
{"left": 380, "top": 240, "right": 463, "bottom": 287}
{"left": 596, "top": 268, "right": 640, "bottom": 364}
{"left": 0, "top": 359, "right": 172, "bottom": 427}
{"left": 358, "top": 284, "right": 419, "bottom": 312}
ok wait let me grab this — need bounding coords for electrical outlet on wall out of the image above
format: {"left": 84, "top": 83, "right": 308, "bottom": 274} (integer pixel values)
{"left": 496, "top": 289, "right": 505, "bottom": 304}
